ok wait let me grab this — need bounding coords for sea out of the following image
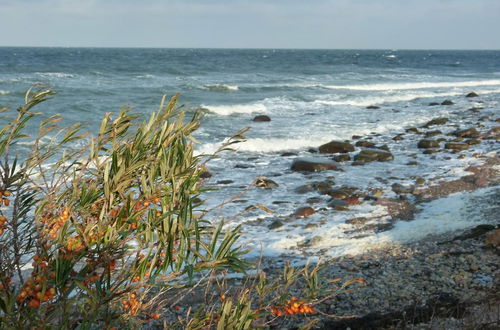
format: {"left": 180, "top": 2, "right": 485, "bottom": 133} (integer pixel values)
{"left": 1, "top": 48, "right": 499, "bottom": 261}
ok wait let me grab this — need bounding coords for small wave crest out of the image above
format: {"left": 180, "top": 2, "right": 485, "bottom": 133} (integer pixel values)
{"left": 323, "top": 79, "right": 500, "bottom": 91}
{"left": 35, "top": 72, "right": 76, "bottom": 79}
{"left": 0, "top": 90, "right": 10, "bottom": 95}
{"left": 201, "top": 103, "right": 266, "bottom": 116}
{"left": 202, "top": 84, "right": 239, "bottom": 91}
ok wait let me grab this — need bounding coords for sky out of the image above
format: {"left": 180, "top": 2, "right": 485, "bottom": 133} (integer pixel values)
{"left": 0, "top": 0, "right": 499, "bottom": 49}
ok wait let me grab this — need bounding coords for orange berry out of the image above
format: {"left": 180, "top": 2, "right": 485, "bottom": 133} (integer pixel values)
{"left": 28, "top": 299, "right": 40, "bottom": 308}
{"left": 3, "top": 199, "right": 10, "bottom": 206}
{"left": 3, "top": 191, "right": 11, "bottom": 197}
{"left": 151, "top": 313, "right": 160, "bottom": 320}
{"left": 174, "top": 305, "right": 180, "bottom": 311}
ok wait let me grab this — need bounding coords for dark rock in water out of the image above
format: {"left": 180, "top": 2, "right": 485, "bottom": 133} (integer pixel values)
{"left": 441, "top": 100, "right": 454, "bottom": 105}
{"left": 453, "top": 224, "right": 495, "bottom": 240}
{"left": 418, "top": 139, "right": 440, "bottom": 149}
{"left": 319, "top": 140, "right": 355, "bottom": 154}
{"left": 351, "top": 135, "right": 362, "bottom": 140}
{"left": 445, "top": 142, "right": 469, "bottom": 150}
{"left": 295, "top": 183, "right": 316, "bottom": 194}
{"left": 392, "top": 134, "right": 405, "bottom": 141}
{"left": 326, "top": 189, "right": 349, "bottom": 199}
{"left": 254, "top": 177, "right": 278, "bottom": 188}
{"left": 465, "top": 139, "right": 481, "bottom": 146}
{"left": 268, "top": 220, "right": 284, "bottom": 230}
{"left": 415, "top": 177, "right": 426, "bottom": 185}
{"left": 333, "top": 154, "right": 351, "bottom": 162}
{"left": 406, "top": 161, "right": 419, "bottom": 166}
{"left": 353, "top": 153, "right": 377, "bottom": 163}
{"left": 465, "top": 92, "right": 479, "bottom": 98}
{"left": 343, "top": 196, "right": 361, "bottom": 205}
{"left": 391, "top": 183, "right": 415, "bottom": 194}
{"left": 377, "top": 144, "right": 390, "bottom": 152}
{"left": 424, "top": 130, "right": 442, "bottom": 138}
{"left": 307, "top": 148, "right": 318, "bottom": 153}
{"left": 405, "top": 127, "right": 419, "bottom": 134}
{"left": 423, "top": 117, "right": 448, "bottom": 128}
{"left": 217, "top": 180, "right": 234, "bottom": 185}
{"left": 253, "top": 115, "right": 271, "bottom": 122}
{"left": 235, "top": 164, "right": 252, "bottom": 169}
{"left": 423, "top": 149, "right": 439, "bottom": 155}
{"left": 452, "top": 127, "right": 479, "bottom": 138}
{"left": 306, "top": 197, "right": 322, "bottom": 204}
{"left": 485, "top": 126, "right": 500, "bottom": 137}
{"left": 468, "top": 107, "right": 481, "bottom": 113}
{"left": 291, "top": 158, "right": 338, "bottom": 172}
{"left": 328, "top": 199, "right": 349, "bottom": 211}
{"left": 351, "top": 161, "right": 366, "bottom": 166}
{"left": 355, "top": 140, "right": 376, "bottom": 148}
{"left": 280, "top": 152, "right": 297, "bottom": 157}
{"left": 357, "top": 148, "right": 394, "bottom": 161}
{"left": 428, "top": 102, "right": 440, "bottom": 106}
{"left": 366, "top": 105, "right": 380, "bottom": 109}
{"left": 294, "top": 206, "right": 315, "bottom": 218}
{"left": 200, "top": 170, "right": 213, "bottom": 179}
{"left": 272, "top": 201, "right": 290, "bottom": 205}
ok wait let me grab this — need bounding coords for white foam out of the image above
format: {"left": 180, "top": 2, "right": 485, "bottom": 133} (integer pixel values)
{"left": 323, "top": 79, "right": 500, "bottom": 91}
{"left": 203, "top": 84, "right": 239, "bottom": 91}
{"left": 202, "top": 103, "right": 266, "bottom": 116}
{"left": 35, "top": 72, "right": 76, "bottom": 79}
{"left": 0, "top": 90, "right": 10, "bottom": 95}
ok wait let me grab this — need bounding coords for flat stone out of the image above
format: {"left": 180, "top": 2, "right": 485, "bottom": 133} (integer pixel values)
{"left": 418, "top": 139, "right": 440, "bottom": 149}
{"left": 445, "top": 142, "right": 469, "bottom": 151}
{"left": 358, "top": 148, "right": 394, "bottom": 161}
{"left": 422, "top": 117, "right": 448, "bottom": 128}
{"left": 294, "top": 206, "right": 315, "bottom": 218}
{"left": 452, "top": 128, "right": 479, "bottom": 138}
{"left": 319, "top": 140, "right": 355, "bottom": 154}
{"left": 291, "top": 158, "right": 338, "bottom": 172}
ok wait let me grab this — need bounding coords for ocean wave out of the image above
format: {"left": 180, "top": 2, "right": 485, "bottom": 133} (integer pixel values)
{"left": 323, "top": 79, "right": 500, "bottom": 91}
{"left": 35, "top": 72, "right": 76, "bottom": 79}
{"left": 315, "top": 88, "right": 500, "bottom": 107}
{"left": 0, "top": 90, "right": 10, "bottom": 95}
{"left": 203, "top": 84, "right": 239, "bottom": 91}
{"left": 201, "top": 103, "right": 267, "bottom": 116}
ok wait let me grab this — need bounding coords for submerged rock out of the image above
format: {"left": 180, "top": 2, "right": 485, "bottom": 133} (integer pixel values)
{"left": 418, "top": 139, "right": 440, "bottom": 149}
{"left": 355, "top": 140, "right": 376, "bottom": 148}
{"left": 294, "top": 206, "right": 315, "bottom": 218}
{"left": 333, "top": 154, "right": 351, "bottom": 162}
{"left": 357, "top": 148, "right": 394, "bottom": 161}
{"left": 291, "top": 158, "right": 338, "bottom": 172}
{"left": 452, "top": 128, "right": 479, "bottom": 138}
{"left": 445, "top": 142, "right": 469, "bottom": 151}
{"left": 441, "top": 100, "right": 454, "bottom": 105}
{"left": 319, "top": 140, "right": 355, "bottom": 154}
{"left": 424, "top": 130, "right": 442, "bottom": 138}
{"left": 465, "top": 92, "right": 479, "bottom": 98}
{"left": 253, "top": 115, "right": 271, "bottom": 122}
{"left": 422, "top": 117, "right": 448, "bottom": 128}
{"left": 366, "top": 105, "right": 380, "bottom": 109}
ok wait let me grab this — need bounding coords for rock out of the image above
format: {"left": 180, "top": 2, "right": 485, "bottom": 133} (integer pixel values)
{"left": 424, "top": 130, "right": 442, "bottom": 138}
{"left": 406, "top": 161, "right": 419, "bottom": 166}
{"left": 345, "top": 217, "right": 369, "bottom": 225}
{"left": 291, "top": 158, "right": 338, "bottom": 172}
{"left": 465, "top": 92, "right": 479, "bottom": 98}
{"left": 485, "top": 229, "right": 500, "bottom": 247}
{"left": 253, "top": 115, "right": 271, "bottom": 122}
{"left": 415, "top": 177, "right": 426, "bottom": 185}
{"left": 392, "top": 134, "right": 405, "bottom": 141}
{"left": 306, "top": 197, "right": 322, "bottom": 204}
{"left": 333, "top": 154, "right": 351, "bottom": 162}
{"left": 485, "top": 126, "right": 500, "bottom": 137}
{"left": 351, "top": 135, "right": 362, "bottom": 140}
{"left": 441, "top": 100, "right": 454, "bottom": 105}
{"left": 319, "top": 140, "right": 355, "bottom": 154}
{"left": 280, "top": 152, "right": 297, "bottom": 157}
{"left": 465, "top": 139, "right": 481, "bottom": 146}
{"left": 343, "top": 196, "right": 361, "bottom": 205}
{"left": 357, "top": 148, "right": 394, "bottom": 161}
{"left": 391, "top": 183, "right": 415, "bottom": 194}
{"left": 351, "top": 161, "right": 366, "bottom": 166}
{"left": 452, "top": 128, "right": 479, "bottom": 138}
{"left": 418, "top": 139, "right": 440, "bottom": 149}
{"left": 453, "top": 224, "right": 496, "bottom": 240}
{"left": 254, "top": 177, "right": 278, "bottom": 188}
{"left": 355, "top": 140, "right": 376, "bottom": 148}
{"left": 294, "top": 206, "right": 315, "bottom": 218}
{"left": 422, "top": 117, "right": 448, "bottom": 128}
{"left": 268, "top": 220, "right": 284, "bottom": 230}
{"left": 328, "top": 199, "right": 349, "bottom": 211}
{"left": 272, "top": 201, "right": 290, "bottom": 205}
{"left": 366, "top": 105, "right": 380, "bottom": 109}
{"left": 200, "top": 170, "right": 213, "bottom": 179}
{"left": 377, "top": 144, "right": 390, "bottom": 152}
{"left": 304, "top": 223, "right": 318, "bottom": 229}
{"left": 405, "top": 127, "right": 420, "bottom": 134}
{"left": 428, "top": 102, "right": 440, "bottom": 106}
{"left": 469, "top": 107, "right": 481, "bottom": 113}
{"left": 326, "top": 189, "right": 349, "bottom": 199}
{"left": 217, "top": 180, "right": 234, "bottom": 185}
{"left": 445, "top": 142, "right": 469, "bottom": 151}
{"left": 353, "top": 153, "right": 377, "bottom": 163}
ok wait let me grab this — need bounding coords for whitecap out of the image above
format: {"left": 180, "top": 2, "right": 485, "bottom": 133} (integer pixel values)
{"left": 0, "top": 90, "right": 10, "bottom": 95}
{"left": 35, "top": 72, "right": 76, "bottom": 79}
{"left": 322, "top": 79, "right": 500, "bottom": 91}
{"left": 201, "top": 103, "right": 266, "bottom": 116}
{"left": 203, "top": 84, "right": 239, "bottom": 91}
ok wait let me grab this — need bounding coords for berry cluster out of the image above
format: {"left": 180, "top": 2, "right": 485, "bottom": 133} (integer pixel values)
{"left": 270, "top": 297, "right": 314, "bottom": 317}
{"left": 17, "top": 271, "right": 56, "bottom": 308}
{"left": 0, "top": 215, "right": 7, "bottom": 236}
{"left": 40, "top": 208, "right": 71, "bottom": 240}
{"left": 0, "top": 189, "right": 11, "bottom": 207}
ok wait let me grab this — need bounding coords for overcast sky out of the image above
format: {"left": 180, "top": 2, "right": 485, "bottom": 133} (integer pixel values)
{"left": 1, "top": 0, "right": 499, "bottom": 49}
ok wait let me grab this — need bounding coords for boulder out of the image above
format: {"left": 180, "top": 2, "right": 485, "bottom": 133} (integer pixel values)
{"left": 418, "top": 139, "right": 440, "bottom": 149}
{"left": 333, "top": 154, "right": 351, "bottom": 162}
{"left": 294, "top": 206, "right": 315, "bottom": 218}
{"left": 318, "top": 140, "right": 355, "bottom": 154}
{"left": 452, "top": 128, "right": 479, "bottom": 138}
{"left": 405, "top": 127, "right": 420, "bottom": 134}
{"left": 391, "top": 183, "right": 415, "bottom": 194}
{"left": 465, "top": 139, "right": 481, "bottom": 146}
{"left": 366, "top": 105, "right": 380, "bottom": 109}
{"left": 353, "top": 153, "right": 377, "bottom": 163}
{"left": 424, "top": 130, "right": 442, "bottom": 138}
{"left": 357, "top": 148, "right": 394, "bottom": 161}
{"left": 254, "top": 177, "right": 278, "bottom": 189}
{"left": 326, "top": 189, "right": 349, "bottom": 199}
{"left": 291, "top": 158, "right": 338, "bottom": 172}
{"left": 253, "top": 115, "right": 271, "bottom": 122}
{"left": 465, "top": 92, "right": 479, "bottom": 98}
{"left": 268, "top": 220, "right": 284, "bottom": 230}
{"left": 327, "top": 199, "right": 349, "bottom": 211}
{"left": 445, "top": 142, "right": 469, "bottom": 151}
{"left": 422, "top": 117, "right": 448, "bottom": 128}
{"left": 355, "top": 140, "right": 376, "bottom": 148}
{"left": 441, "top": 100, "right": 454, "bottom": 106}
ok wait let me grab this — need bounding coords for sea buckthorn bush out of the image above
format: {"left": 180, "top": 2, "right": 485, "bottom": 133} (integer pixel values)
{"left": 0, "top": 86, "right": 248, "bottom": 328}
